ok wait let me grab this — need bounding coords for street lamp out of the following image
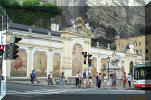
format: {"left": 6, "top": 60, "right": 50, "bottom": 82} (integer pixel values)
{"left": 106, "top": 57, "right": 110, "bottom": 80}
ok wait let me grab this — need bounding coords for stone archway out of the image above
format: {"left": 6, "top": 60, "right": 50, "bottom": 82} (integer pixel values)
{"left": 72, "top": 43, "right": 83, "bottom": 76}
{"left": 53, "top": 53, "right": 61, "bottom": 77}
{"left": 130, "top": 61, "right": 134, "bottom": 77}
{"left": 33, "top": 51, "right": 47, "bottom": 77}
{"left": 91, "top": 57, "right": 97, "bottom": 78}
{"left": 10, "top": 49, "right": 27, "bottom": 77}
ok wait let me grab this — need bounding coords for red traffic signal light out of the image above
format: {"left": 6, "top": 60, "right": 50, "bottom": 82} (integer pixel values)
{"left": 0, "top": 45, "right": 4, "bottom": 50}
{"left": 84, "top": 58, "right": 86, "bottom": 64}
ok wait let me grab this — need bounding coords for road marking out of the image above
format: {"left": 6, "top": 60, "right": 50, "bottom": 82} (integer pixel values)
{"left": 7, "top": 88, "right": 86, "bottom": 94}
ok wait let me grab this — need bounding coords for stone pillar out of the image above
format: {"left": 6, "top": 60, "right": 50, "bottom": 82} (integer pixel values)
{"left": 47, "top": 49, "right": 53, "bottom": 76}
{"left": 27, "top": 47, "right": 33, "bottom": 78}
{"left": 62, "top": 38, "right": 72, "bottom": 77}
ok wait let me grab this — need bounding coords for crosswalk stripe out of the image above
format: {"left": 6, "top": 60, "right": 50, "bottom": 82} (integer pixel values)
{"left": 6, "top": 88, "right": 85, "bottom": 94}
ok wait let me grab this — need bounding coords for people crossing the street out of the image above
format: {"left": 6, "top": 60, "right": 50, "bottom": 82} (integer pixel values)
{"left": 98, "top": 73, "right": 102, "bottom": 88}
{"left": 30, "top": 69, "right": 36, "bottom": 84}
{"left": 83, "top": 70, "right": 87, "bottom": 88}
{"left": 60, "top": 72, "right": 65, "bottom": 86}
{"left": 127, "top": 73, "right": 132, "bottom": 88}
{"left": 48, "top": 72, "right": 53, "bottom": 85}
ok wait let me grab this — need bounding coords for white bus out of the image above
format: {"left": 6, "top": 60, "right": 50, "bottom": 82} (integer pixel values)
{"left": 134, "top": 63, "right": 151, "bottom": 88}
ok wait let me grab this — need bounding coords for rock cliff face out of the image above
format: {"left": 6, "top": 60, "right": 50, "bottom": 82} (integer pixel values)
{"left": 45, "top": 0, "right": 149, "bottom": 46}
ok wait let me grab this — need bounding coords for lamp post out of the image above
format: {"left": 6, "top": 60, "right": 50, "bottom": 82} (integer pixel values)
{"left": 107, "top": 57, "right": 110, "bottom": 80}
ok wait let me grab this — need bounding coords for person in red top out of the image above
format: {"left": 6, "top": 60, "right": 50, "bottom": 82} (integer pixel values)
{"left": 122, "top": 72, "right": 127, "bottom": 88}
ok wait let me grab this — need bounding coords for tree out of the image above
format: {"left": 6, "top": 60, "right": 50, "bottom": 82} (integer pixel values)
{"left": 22, "top": 0, "right": 40, "bottom": 6}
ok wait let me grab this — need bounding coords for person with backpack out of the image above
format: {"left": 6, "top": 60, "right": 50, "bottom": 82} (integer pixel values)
{"left": 48, "top": 71, "right": 53, "bottom": 85}
{"left": 31, "top": 69, "right": 36, "bottom": 84}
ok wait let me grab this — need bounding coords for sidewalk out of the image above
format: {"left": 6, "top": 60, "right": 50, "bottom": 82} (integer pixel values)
{"left": 7, "top": 80, "right": 75, "bottom": 88}
{"left": 7, "top": 80, "right": 134, "bottom": 90}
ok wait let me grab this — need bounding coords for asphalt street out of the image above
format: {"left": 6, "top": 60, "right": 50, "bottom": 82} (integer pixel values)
{"left": 1, "top": 83, "right": 151, "bottom": 100}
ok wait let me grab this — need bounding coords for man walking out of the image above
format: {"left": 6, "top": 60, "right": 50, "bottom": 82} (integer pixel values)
{"left": 128, "top": 73, "right": 132, "bottom": 88}
{"left": 31, "top": 69, "right": 36, "bottom": 84}
{"left": 48, "top": 72, "right": 53, "bottom": 85}
{"left": 83, "top": 70, "right": 87, "bottom": 88}
{"left": 98, "top": 73, "right": 101, "bottom": 88}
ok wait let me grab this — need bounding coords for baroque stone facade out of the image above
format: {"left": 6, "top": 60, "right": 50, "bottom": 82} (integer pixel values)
{"left": 2, "top": 18, "right": 144, "bottom": 80}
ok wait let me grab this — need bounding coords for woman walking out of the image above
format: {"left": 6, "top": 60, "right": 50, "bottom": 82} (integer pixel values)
{"left": 88, "top": 73, "right": 92, "bottom": 88}
{"left": 128, "top": 73, "right": 132, "bottom": 88}
{"left": 122, "top": 72, "right": 127, "bottom": 88}
{"left": 103, "top": 74, "right": 107, "bottom": 88}
{"left": 75, "top": 71, "right": 79, "bottom": 88}
{"left": 60, "top": 72, "right": 65, "bottom": 86}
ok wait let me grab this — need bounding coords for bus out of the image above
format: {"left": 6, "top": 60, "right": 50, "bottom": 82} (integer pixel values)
{"left": 134, "top": 63, "right": 151, "bottom": 88}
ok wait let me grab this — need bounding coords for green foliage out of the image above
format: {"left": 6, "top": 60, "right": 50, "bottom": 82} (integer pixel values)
{"left": 0, "top": 0, "right": 60, "bottom": 29}
{"left": 0, "top": 0, "right": 11, "bottom": 6}
{"left": 11, "top": 0, "right": 20, "bottom": 6}
{"left": 22, "top": 0, "right": 40, "bottom": 6}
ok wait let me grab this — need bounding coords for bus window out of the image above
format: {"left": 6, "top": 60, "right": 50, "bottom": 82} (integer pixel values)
{"left": 146, "top": 69, "right": 151, "bottom": 79}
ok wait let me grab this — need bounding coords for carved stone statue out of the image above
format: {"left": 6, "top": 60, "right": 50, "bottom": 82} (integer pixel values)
{"left": 85, "top": 23, "right": 91, "bottom": 31}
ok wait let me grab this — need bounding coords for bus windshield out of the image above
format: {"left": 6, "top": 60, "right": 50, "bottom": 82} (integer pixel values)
{"left": 134, "top": 67, "right": 151, "bottom": 80}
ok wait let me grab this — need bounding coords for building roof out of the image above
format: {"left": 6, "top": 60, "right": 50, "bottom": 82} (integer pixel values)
{"left": 8, "top": 23, "right": 61, "bottom": 37}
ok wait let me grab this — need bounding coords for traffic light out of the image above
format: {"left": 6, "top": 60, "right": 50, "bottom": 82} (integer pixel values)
{"left": 11, "top": 37, "right": 22, "bottom": 59}
{"left": 88, "top": 54, "right": 92, "bottom": 66}
{"left": 0, "top": 45, "right": 4, "bottom": 56}
{"left": 84, "top": 58, "right": 86, "bottom": 64}
{"left": 4, "top": 44, "right": 9, "bottom": 59}
{"left": 12, "top": 43, "right": 19, "bottom": 59}
{"left": 82, "top": 52, "right": 87, "bottom": 64}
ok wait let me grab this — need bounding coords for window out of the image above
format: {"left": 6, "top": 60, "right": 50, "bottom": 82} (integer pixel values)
{"left": 139, "top": 42, "right": 141, "bottom": 46}
{"left": 140, "top": 50, "right": 142, "bottom": 54}
{"left": 136, "top": 50, "right": 139, "bottom": 54}
{"left": 146, "top": 49, "right": 148, "bottom": 54}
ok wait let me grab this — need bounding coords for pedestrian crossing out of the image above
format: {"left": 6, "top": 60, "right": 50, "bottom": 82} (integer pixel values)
{"left": 6, "top": 88, "right": 85, "bottom": 94}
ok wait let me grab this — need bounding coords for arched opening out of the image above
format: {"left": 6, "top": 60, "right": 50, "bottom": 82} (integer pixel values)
{"left": 72, "top": 43, "right": 83, "bottom": 76}
{"left": 10, "top": 49, "right": 27, "bottom": 77}
{"left": 53, "top": 53, "right": 61, "bottom": 77}
{"left": 33, "top": 51, "right": 47, "bottom": 77}
{"left": 91, "top": 57, "right": 97, "bottom": 78}
{"left": 100, "top": 58, "right": 107, "bottom": 74}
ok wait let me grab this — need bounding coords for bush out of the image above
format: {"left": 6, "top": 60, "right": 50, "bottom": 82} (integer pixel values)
{"left": 22, "top": 0, "right": 40, "bottom": 6}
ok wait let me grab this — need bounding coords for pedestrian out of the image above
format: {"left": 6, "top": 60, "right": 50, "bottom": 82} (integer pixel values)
{"left": 112, "top": 72, "right": 117, "bottom": 89}
{"left": 83, "top": 69, "right": 87, "bottom": 88}
{"left": 31, "top": 69, "right": 36, "bottom": 84}
{"left": 96, "top": 72, "right": 99, "bottom": 88}
{"left": 75, "top": 71, "right": 79, "bottom": 88}
{"left": 128, "top": 73, "right": 132, "bottom": 88}
{"left": 48, "top": 71, "right": 53, "bottom": 85}
{"left": 122, "top": 72, "right": 127, "bottom": 88}
{"left": 78, "top": 71, "right": 82, "bottom": 88}
{"left": 103, "top": 74, "right": 107, "bottom": 88}
{"left": 60, "top": 72, "right": 65, "bottom": 86}
{"left": 98, "top": 73, "right": 102, "bottom": 88}
{"left": 87, "top": 73, "right": 92, "bottom": 88}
